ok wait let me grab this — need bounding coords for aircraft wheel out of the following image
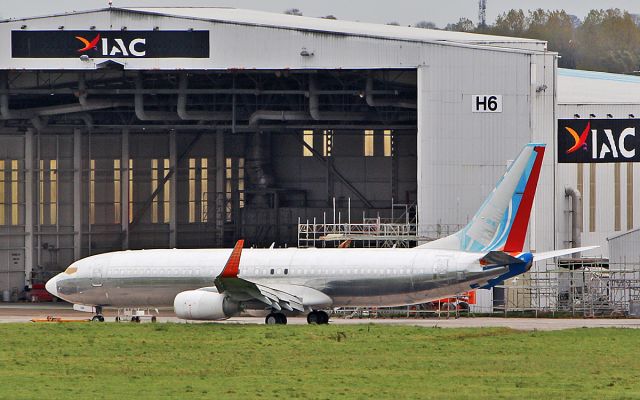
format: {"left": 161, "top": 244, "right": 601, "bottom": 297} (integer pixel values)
{"left": 318, "top": 311, "right": 329, "bottom": 324}
{"left": 92, "top": 315, "right": 104, "bottom": 322}
{"left": 307, "top": 311, "right": 320, "bottom": 324}
{"left": 265, "top": 313, "right": 278, "bottom": 325}
{"left": 266, "top": 313, "right": 287, "bottom": 325}
{"left": 151, "top": 316, "right": 157, "bottom": 323}
{"left": 115, "top": 316, "right": 120, "bottom": 323}
{"left": 131, "top": 316, "right": 140, "bottom": 323}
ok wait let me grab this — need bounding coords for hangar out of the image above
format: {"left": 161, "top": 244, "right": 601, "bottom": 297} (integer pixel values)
{"left": 0, "top": 7, "right": 557, "bottom": 298}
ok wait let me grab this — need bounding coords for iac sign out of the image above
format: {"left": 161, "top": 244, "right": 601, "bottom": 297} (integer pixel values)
{"left": 592, "top": 128, "right": 635, "bottom": 160}
{"left": 101, "top": 38, "right": 146, "bottom": 57}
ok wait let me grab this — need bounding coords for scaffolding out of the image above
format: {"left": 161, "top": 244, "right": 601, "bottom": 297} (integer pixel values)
{"left": 499, "top": 261, "right": 640, "bottom": 317}
{"left": 297, "top": 198, "right": 421, "bottom": 248}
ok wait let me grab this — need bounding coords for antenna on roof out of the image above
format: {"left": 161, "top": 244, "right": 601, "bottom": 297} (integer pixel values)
{"left": 108, "top": 0, "right": 113, "bottom": 7}
{"left": 478, "top": 0, "right": 487, "bottom": 28}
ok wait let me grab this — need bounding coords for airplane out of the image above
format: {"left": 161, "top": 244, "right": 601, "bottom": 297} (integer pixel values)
{"left": 45, "top": 143, "right": 597, "bottom": 324}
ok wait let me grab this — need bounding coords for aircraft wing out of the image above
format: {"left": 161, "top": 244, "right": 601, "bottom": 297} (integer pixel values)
{"left": 533, "top": 246, "right": 599, "bottom": 261}
{"left": 212, "top": 240, "right": 306, "bottom": 312}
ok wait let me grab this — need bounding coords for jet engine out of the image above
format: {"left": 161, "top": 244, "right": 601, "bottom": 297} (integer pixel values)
{"left": 173, "top": 290, "right": 240, "bottom": 320}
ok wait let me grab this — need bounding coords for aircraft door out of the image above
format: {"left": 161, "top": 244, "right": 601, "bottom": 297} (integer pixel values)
{"left": 434, "top": 256, "right": 449, "bottom": 281}
{"left": 91, "top": 266, "right": 103, "bottom": 287}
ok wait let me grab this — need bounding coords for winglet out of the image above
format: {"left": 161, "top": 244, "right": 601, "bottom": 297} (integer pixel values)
{"left": 220, "top": 240, "right": 244, "bottom": 278}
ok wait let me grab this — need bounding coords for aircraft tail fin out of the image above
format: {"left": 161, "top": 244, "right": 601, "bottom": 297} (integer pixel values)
{"left": 420, "top": 143, "right": 546, "bottom": 253}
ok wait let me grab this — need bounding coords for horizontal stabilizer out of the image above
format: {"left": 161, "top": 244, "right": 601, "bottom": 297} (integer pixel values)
{"left": 480, "top": 251, "right": 524, "bottom": 269}
{"left": 533, "top": 246, "right": 599, "bottom": 261}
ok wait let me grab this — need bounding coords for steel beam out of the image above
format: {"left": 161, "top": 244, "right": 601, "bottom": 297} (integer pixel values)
{"left": 215, "top": 129, "right": 225, "bottom": 246}
{"left": 24, "top": 128, "right": 34, "bottom": 287}
{"left": 296, "top": 134, "right": 373, "bottom": 209}
{"left": 169, "top": 130, "right": 177, "bottom": 248}
{"left": 73, "top": 128, "right": 82, "bottom": 260}
{"left": 121, "top": 129, "right": 129, "bottom": 249}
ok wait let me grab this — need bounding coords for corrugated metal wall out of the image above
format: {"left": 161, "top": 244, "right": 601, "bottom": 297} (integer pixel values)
{"left": 417, "top": 45, "right": 557, "bottom": 254}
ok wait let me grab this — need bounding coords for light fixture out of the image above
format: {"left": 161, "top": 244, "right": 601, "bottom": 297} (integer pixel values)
{"left": 153, "top": 26, "right": 160, "bottom": 31}
{"left": 536, "top": 84, "right": 547, "bottom": 93}
{"left": 20, "top": 25, "right": 27, "bottom": 30}
{"left": 58, "top": 25, "right": 64, "bottom": 30}
{"left": 630, "top": 114, "right": 635, "bottom": 119}
{"left": 300, "top": 47, "right": 314, "bottom": 57}
{"left": 121, "top": 26, "right": 127, "bottom": 31}
{"left": 90, "top": 25, "right": 96, "bottom": 30}
{"left": 589, "top": 114, "right": 596, "bottom": 118}
{"left": 607, "top": 113, "right": 613, "bottom": 118}
{"left": 80, "top": 54, "right": 90, "bottom": 62}
{"left": 573, "top": 114, "right": 580, "bottom": 119}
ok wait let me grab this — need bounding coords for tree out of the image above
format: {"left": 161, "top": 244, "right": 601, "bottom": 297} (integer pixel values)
{"left": 445, "top": 18, "right": 475, "bottom": 32}
{"left": 414, "top": 21, "right": 437, "bottom": 29}
{"left": 323, "top": 15, "right": 337, "bottom": 20}
{"left": 527, "top": 10, "right": 578, "bottom": 68}
{"left": 386, "top": 21, "right": 400, "bottom": 26}
{"left": 576, "top": 9, "right": 640, "bottom": 72}
{"left": 284, "top": 8, "right": 303, "bottom": 16}
{"left": 491, "top": 9, "right": 527, "bottom": 36}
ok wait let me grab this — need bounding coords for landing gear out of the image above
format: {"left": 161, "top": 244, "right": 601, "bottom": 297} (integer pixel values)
{"left": 91, "top": 315, "right": 105, "bottom": 322}
{"left": 307, "top": 310, "right": 329, "bottom": 325}
{"left": 265, "top": 312, "right": 287, "bottom": 325}
{"left": 131, "top": 316, "right": 141, "bottom": 323}
{"left": 92, "top": 306, "right": 104, "bottom": 322}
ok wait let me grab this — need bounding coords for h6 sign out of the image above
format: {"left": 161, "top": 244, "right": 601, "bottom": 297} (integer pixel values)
{"left": 472, "top": 95, "right": 502, "bottom": 113}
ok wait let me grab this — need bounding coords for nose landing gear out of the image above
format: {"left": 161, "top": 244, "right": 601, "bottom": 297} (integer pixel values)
{"left": 307, "top": 310, "right": 329, "bottom": 325}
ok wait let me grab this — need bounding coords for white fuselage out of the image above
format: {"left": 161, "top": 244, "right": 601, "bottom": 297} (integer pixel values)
{"left": 47, "top": 247, "right": 511, "bottom": 310}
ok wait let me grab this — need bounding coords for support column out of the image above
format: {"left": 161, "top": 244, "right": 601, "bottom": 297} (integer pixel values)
{"left": 169, "top": 130, "right": 177, "bottom": 248}
{"left": 121, "top": 129, "right": 129, "bottom": 249}
{"left": 215, "top": 129, "right": 225, "bottom": 246}
{"left": 73, "top": 128, "right": 82, "bottom": 260}
{"left": 24, "top": 129, "right": 34, "bottom": 287}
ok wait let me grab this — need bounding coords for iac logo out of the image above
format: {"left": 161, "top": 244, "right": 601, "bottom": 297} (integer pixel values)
{"left": 562, "top": 121, "right": 636, "bottom": 161}
{"left": 75, "top": 34, "right": 146, "bottom": 57}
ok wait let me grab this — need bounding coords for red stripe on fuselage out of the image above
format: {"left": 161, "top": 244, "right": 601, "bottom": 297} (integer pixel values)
{"left": 502, "top": 146, "right": 545, "bottom": 253}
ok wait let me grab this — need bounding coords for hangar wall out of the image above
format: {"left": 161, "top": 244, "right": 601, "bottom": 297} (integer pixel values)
{"left": 417, "top": 46, "right": 557, "bottom": 253}
{"left": 0, "top": 7, "right": 554, "bottom": 296}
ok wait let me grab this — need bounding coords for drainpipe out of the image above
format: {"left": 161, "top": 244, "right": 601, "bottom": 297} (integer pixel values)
{"left": 177, "top": 73, "right": 232, "bottom": 121}
{"left": 248, "top": 110, "right": 310, "bottom": 126}
{"left": 565, "top": 187, "right": 582, "bottom": 248}
{"left": 365, "top": 76, "right": 417, "bottom": 109}
{"left": 135, "top": 72, "right": 181, "bottom": 121}
{"left": 2, "top": 71, "right": 129, "bottom": 119}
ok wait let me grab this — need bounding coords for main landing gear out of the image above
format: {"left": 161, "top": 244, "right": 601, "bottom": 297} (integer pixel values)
{"left": 91, "top": 306, "right": 105, "bottom": 322}
{"left": 307, "top": 310, "right": 329, "bottom": 325}
{"left": 265, "top": 312, "right": 288, "bottom": 325}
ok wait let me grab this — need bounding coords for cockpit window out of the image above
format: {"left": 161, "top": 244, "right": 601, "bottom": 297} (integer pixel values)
{"left": 64, "top": 266, "right": 78, "bottom": 275}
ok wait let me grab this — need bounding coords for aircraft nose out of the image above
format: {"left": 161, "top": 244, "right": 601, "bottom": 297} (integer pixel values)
{"left": 45, "top": 275, "right": 59, "bottom": 298}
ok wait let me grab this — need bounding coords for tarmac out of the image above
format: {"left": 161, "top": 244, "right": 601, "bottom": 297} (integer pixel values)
{"left": 2, "top": 303, "right": 640, "bottom": 330}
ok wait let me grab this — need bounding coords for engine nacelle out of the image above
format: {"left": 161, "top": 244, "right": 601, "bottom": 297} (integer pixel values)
{"left": 173, "top": 290, "right": 240, "bottom": 320}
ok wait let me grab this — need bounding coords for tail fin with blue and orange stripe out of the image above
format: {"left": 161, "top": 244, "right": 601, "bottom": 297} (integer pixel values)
{"left": 420, "top": 143, "right": 546, "bottom": 253}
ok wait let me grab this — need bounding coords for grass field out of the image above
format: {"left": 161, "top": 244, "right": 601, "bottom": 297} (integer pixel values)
{"left": 0, "top": 324, "right": 639, "bottom": 399}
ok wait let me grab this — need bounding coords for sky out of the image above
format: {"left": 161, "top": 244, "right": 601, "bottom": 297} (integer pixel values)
{"left": 4, "top": 0, "right": 640, "bottom": 27}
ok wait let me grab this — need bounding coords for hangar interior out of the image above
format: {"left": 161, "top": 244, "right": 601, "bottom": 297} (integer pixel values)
{"left": 0, "top": 7, "right": 556, "bottom": 299}
{"left": 0, "top": 68, "right": 419, "bottom": 292}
